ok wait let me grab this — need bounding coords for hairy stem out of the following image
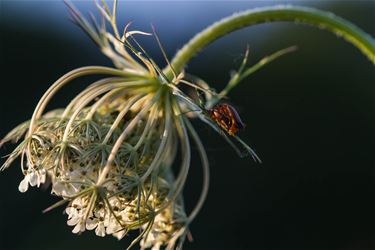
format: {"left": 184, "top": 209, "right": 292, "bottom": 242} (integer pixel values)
{"left": 166, "top": 5, "right": 375, "bottom": 78}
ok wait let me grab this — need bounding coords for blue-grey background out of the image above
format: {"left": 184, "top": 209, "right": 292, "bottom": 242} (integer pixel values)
{"left": 0, "top": 0, "right": 374, "bottom": 249}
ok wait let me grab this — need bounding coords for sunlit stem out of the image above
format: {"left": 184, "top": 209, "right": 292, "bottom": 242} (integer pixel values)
{"left": 156, "top": 99, "right": 191, "bottom": 213}
{"left": 43, "top": 199, "right": 70, "bottom": 214}
{"left": 62, "top": 77, "right": 124, "bottom": 118}
{"left": 166, "top": 5, "right": 375, "bottom": 79}
{"left": 72, "top": 81, "right": 150, "bottom": 117}
{"left": 126, "top": 219, "right": 154, "bottom": 250}
{"left": 62, "top": 84, "right": 122, "bottom": 142}
{"left": 138, "top": 95, "right": 172, "bottom": 183}
{"left": 178, "top": 79, "right": 217, "bottom": 96}
{"left": 96, "top": 89, "right": 163, "bottom": 186}
{"left": 84, "top": 189, "right": 98, "bottom": 222}
{"left": 28, "top": 66, "right": 145, "bottom": 135}
{"left": 98, "top": 0, "right": 120, "bottom": 38}
{"left": 85, "top": 88, "right": 127, "bottom": 120}
{"left": 102, "top": 94, "right": 146, "bottom": 145}
{"left": 212, "top": 45, "right": 297, "bottom": 105}
{"left": 133, "top": 106, "right": 157, "bottom": 151}
{"left": 184, "top": 117, "right": 210, "bottom": 223}
{"left": 84, "top": 79, "right": 155, "bottom": 120}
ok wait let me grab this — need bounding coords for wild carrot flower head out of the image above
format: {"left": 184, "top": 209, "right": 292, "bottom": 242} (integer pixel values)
{"left": 0, "top": 1, "right": 266, "bottom": 249}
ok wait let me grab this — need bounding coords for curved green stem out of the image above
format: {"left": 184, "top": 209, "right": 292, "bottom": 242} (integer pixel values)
{"left": 166, "top": 5, "right": 375, "bottom": 77}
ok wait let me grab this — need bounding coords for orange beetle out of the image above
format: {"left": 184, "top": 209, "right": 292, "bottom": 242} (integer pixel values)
{"left": 208, "top": 103, "right": 245, "bottom": 136}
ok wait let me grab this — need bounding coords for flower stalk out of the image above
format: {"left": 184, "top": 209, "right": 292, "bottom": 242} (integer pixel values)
{"left": 166, "top": 5, "right": 375, "bottom": 79}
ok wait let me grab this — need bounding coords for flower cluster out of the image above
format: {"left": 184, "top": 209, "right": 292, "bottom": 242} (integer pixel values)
{"left": 0, "top": 1, "right": 261, "bottom": 249}
{"left": 1, "top": 77, "right": 190, "bottom": 248}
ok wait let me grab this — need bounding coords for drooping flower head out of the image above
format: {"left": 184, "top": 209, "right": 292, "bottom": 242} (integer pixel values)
{"left": 0, "top": 1, "right": 270, "bottom": 249}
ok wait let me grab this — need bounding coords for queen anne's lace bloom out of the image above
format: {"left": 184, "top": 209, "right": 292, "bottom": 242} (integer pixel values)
{"left": 18, "top": 168, "right": 46, "bottom": 192}
{"left": 0, "top": 0, "right": 260, "bottom": 249}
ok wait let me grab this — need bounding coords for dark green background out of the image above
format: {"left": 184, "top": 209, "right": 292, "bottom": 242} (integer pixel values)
{"left": 0, "top": 1, "right": 374, "bottom": 249}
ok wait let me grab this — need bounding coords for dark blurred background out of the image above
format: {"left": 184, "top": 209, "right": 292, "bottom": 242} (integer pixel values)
{"left": 0, "top": 1, "right": 374, "bottom": 249}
